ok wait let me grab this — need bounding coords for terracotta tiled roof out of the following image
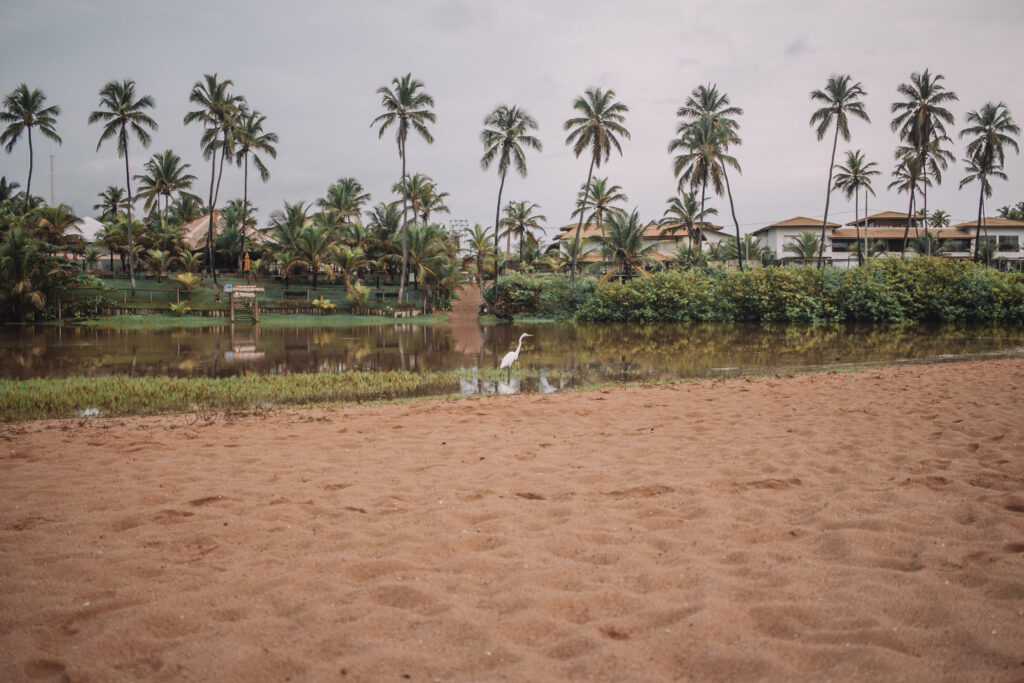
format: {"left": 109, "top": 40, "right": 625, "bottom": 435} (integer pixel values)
{"left": 950, "top": 217, "right": 1024, "bottom": 229}
{"left": 830, "top": 227, "right": 973, "bottom": 239}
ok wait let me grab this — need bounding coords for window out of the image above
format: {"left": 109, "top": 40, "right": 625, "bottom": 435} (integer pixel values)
{"left": 998, "top": 235, "right": 1019, "bottom": 252}
{"left": 831, "top": 240, "right": 852, "bottom": 252}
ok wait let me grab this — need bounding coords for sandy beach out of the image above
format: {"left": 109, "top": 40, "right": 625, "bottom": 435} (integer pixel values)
{"left": 2, "top": 359, "right": 1023, "bottom": 681}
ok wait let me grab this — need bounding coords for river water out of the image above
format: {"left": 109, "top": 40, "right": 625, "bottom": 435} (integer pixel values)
{"left": 2, "top": 322, "right": 1023, "bottom": 390}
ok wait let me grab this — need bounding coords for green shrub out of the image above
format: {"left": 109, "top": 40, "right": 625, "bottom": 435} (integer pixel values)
{"left": 488, "top": 273, "right": 595, "bottom": 319}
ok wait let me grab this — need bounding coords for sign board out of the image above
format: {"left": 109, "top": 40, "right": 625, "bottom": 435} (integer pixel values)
{"left": 233, "top": 292, "right": 256, "bottom": 298}
{"left": 223, "top": 283, "right": 233, "bottom": 293}
{"left": 233, "top": 285, "right": 264, "bottom": 293}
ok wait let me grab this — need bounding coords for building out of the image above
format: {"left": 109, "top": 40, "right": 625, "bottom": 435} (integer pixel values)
{"left": 950, "top": 217, "right": 1024, "bottom": 267}
{"left": 549, "top": 220, "right": 731, "bottom": 265}
{"left": 748, "top": 216, "right": 841, "bottom": 264}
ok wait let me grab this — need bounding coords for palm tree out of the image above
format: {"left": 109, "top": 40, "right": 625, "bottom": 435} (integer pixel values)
{"left": 500, "top": 200, "right": 547, "bottom": 264}
{"left": 672, "top": 84, "right": 744, "bottom": 269}
{"left": 997, "top": 202, "right": 1024, "bottom": 221}
{"left": 832, "top": 149, "right": 879, "bottom": 265}
{"left": 480, "top": 104, "right": 542, "bottom": 284}
{"left": 564, "top": 87, "right": 630, "bottom": 290}
{"left": 169, "top": 194, "right": 205, "bottom": 224}
{"left": 391, "top": 172, "right": 437, "bottom": 228}
{"left": 372, "top": 73, "right": 436, "bottom": 303}
{"left": 587, "top": 209, "right": 660, "bottom": 281}
{"left": 32, "top": 204, "right": 82, "bottom": 249}
{"left": 908, "top": 233, "right": 945, "bottom": 256}
{"left": 88, "top": 79, "right": 158, "bottom": 294}
{"left": 573, "top": 177, "right": 627, "bottom": 235}
{"left": 891, "top": 69, "right": 958, "bottom": 254}
{"left": 658, "top": 190, "right": 718, "bottom": 255}
{"left": 465, "top": 224, "right": 495, "bottom": 301}
{"left": 133, "top": 149, "right": 198, "bottom": 217}
{"left": 234, "top": 107, "right": 277, "bottom": 218}
{"left": 329, "top": 244, "right": 370, "bottom": 302}
{"left": 929, "top": 209, "right": 951, "bottom": 227}
{"left": 268, "top": 200, "right": 311, "bottom": 251}
{"left": 184, "top": 74, "right": 245, "bottom": 284}
{"left": 286, "top": 223, "right": 333, "bottom": 288}
{"left": 319, "top": 177, "right": 371, "bottom": 222}
{"left": 0, "top": 177, "right": 20, "bottom": 203}
{"left": 722, "top": 234, "right": 769, "bottom": 264}
{"left": 785, "top": 231, "right": 821, "bottom": 265}
{"left": 809, "top": 74, "right": 870, "bottom": 268}
{"left": 94, "top": 185, "right": 127, "bottom": 221}
{"left": 419, "top": 184, "right": 450, "bottom": 225}
{"left": 959, "top": 101, "right": 1020, "bottom": 260}
{"left": 889, "top": 152, "right": 930, "bottom": 254}
{"left": 0, "top": 84, "right": 62, "bottom": 200}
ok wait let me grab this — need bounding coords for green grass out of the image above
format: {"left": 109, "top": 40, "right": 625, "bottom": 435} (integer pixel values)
{"left": 0, "top": 368, "right": 563, "bottom": 421}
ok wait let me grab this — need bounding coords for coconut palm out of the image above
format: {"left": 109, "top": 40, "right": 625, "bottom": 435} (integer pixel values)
{"left": 0, "top": 177, "right": 20, "bottom": 204}
{"left": 722, "top": 234, "right": 769, "bottom": 264}
{"left": 785, "top": 231, "right": 821, "bottom": 265}
{"left": 587, "top": 209, "right": 660, "bottom": 281}
{"left": 94, "top": 185, "right": 127, "bottom": 221}
{"left": 268, "top": 200, "right": 311, "bottom": 252}
{"left": 319, "top": 177, "right": 371, "bottom": 222}
{"left": 32, "top": 204, "right": 82, "bottom": 249}
{"left": 564, "top": 88, "right": 630, "bottom": 290}
{"left": 169, "top": 194, "right": 205, "bottom": 224}
{"left": 144, "top": 216, "right": 186, "bottom": 259}
{"left": 480, "top": 104, "right": 542, "bottom": 282}
{"left": 465, "top": 224, "right": 495, "bottom": 300}
{"left": 959, "top": 101, "right": 1020, "bottom": 260}
{"left": 889, "top": 152, "right": 931, "bottom": 254}
{"left": 929, "top": 209, "right": 951, "bottom": 227}
{"left": 0, "top": 84, "right": 62, "bottom": 200}
{"left": 88, "top": 79, "right": 157, "bottom": 294}
{"left": 997, "top": 202, "right": 1024, "bottom": 221}
{"left": 330, "top": 244, "right": 369, "bottom": 302}
{"left": 372, "top": 73, "right": 436, "bottom": 303}
{"left": 908, "top": 233, "right": 945, "bottom": 256}
{"left": 671, "top": 84, "right": 744, "bottom": 269}
{"left": 234, "top": 107, "right": 277, "bottom": 216}
{"left": 832, "top": 149, "right": 879, "bottom": 265}
{"left": 419, "top": 184, "right": 450, "bottom": 225}
{"left": 891, "top": 69, "right": 958, "bottom": 252}
{"left": 184, "top": 73, "right": 245, "bottom": 283}
{"left": 0, "top": 227, "right": 46, "bottom": 318}
{"left": 659, "top": 190, "right": 718, "bottom": 256}
{"left": 144, "top": 248, "right": 176, "bottom": 282}
{"left": 391, "top": 172, "right": 436, "bottom": 228}
{"left": 133, "top": 149, "right": 198, "bottom": 217}
{"left": 286, "top": 223, "right": 333, "bottom": 288}
{"left": 500, "top": 200, "right": 547, "bottom": 264}
{"left": 809, "top": 75, "right": 870, "bottom": 268}
{"left": 573, "top": 177, "right": 627, "bottom": 234}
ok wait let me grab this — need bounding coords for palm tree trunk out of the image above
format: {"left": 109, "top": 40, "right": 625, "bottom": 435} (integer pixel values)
{"left": 902, "top": 189, "right": 916, "bottom": 257}
{"left": 863, "top": 189, "right": 869, "bottom": 262}
{"left": 206, "top": 147, "right": 217, "bottom": 283}
{"left": 122, "top": 126, "right": 136, "bottom": 295}
{"left": 697, "top": 180, "right": 707, "bottom": 265}
{"left": 26, "top": 126, "right": 33, "bottom": 200}
{"left": 570, "top": 157, "right": 596, "bottom": 295}
{"left": 722, "top": 168, "right": 744, "bottom": 271}
{"left": 493, "top": 169, "right": 507, "bottom": 286}
{"left": 817, "top": 125, "right": 840, "bottom": 269}
{"left": 398, "top": 140, "right": 408, "bottom": 304}
{"left": 973, "top": 179, "right": 985, "bottom": 261}
{"left": 854, "top": 188, "right": 862, "bottom": 267}
{"left": 922, "top": 163, "right": 931, "bottom": 256}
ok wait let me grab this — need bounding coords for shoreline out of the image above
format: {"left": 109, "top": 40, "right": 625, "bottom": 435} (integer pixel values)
{"left": 2, "top": 358, "right": 1023, "bottom": 680}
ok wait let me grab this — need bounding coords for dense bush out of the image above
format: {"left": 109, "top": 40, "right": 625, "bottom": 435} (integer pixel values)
{"left": 570, "top": 258, "right": 1024, "bottom": 324}
{"left": 487, "top": 272, "right": 596, "bottom": 319}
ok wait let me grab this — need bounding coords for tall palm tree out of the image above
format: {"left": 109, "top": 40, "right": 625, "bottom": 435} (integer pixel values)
{"left": 891, "top": 69, "right": 958, "bottom": 254}
{"left": 672, "top": 84, "right": 745, "bottom": 269}
{"left": 480, "top": 104, "right": 542, "bottom": 283}
{"left": 133, "top": 149, "right": 198, "bottom": 217}
{"left": 564, "top": 88, "right": 630, "bottom": 290}
{"left": 88, "top": 79, "right": 157, "bottom": 294}
{"left": 0, "top": 84, "right": 62, "bottom": 200}
{"left": 93, "top": 185, "right": 127, "bottom": 221}
{"left": 464, "top": 224, "right": 495, "bottom": 301}
{"left": 0, "top": 177, "right": 20, "bottom": 203}
{"left": 658, "top": 191, "right": 718, "bottom": 256}
{"left": 372, "top": 73, "right": 436, "bottom": 303}
{"left": 573, "top": 177, "right": 627, "bottom": 233}
{"left": 234, "top": 107, "right": 278, "bottom": 218}
{"left": 809, "top": 74, "right": 869, "bottom": 268}
{"left": 391, "top": 172, "right": 437, "bottom": 228}
{"left": 832, "top": 149, "right": 879, "bottom": 265}
{"left": 889, "top": 152, "right": 930, "bottom": 254}
{"left": 419, "top": 184, "right": 450, "bottom": 225}
{"left": 184, "top": 73, "right": 245, "bottom": 283}
{"left": 959, "top": 101, "right": 1020, "bottom": 260}
{"left": 500, "top": 200, "right": 547, "bottom": 264}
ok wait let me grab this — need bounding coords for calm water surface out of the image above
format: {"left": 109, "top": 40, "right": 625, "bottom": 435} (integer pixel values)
{"left": 3, "top": 321, "right": 1023, "bottom": 393}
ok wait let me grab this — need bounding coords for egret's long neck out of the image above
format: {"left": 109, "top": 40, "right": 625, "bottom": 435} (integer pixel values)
{"left": 515, "top": 337, "right": 524, "bottom": 354}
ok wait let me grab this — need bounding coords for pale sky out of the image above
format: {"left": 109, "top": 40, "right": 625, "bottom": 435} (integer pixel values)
{"left": 1, "top": 0, "right": 1022, "bottom": 241}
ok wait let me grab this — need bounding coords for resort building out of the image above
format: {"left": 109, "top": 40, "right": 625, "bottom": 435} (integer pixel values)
{"left": 550, "top": 220, "right": 731, "bottom": 265}
{"left": 950, "top": 217, "right": 1024, "bottom": 266}
{"left": 748, "top": 216, "right": 840, "bottom": 265}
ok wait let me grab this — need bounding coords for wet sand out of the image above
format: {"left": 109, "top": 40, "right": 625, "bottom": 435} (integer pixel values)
{"left": 2, "top": 359, "right": 1024, "bottom": 681}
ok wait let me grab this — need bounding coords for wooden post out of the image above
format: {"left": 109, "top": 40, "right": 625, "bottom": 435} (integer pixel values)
{"left": 229, "top": 292, "right": 235, "bottom": 323}
{"left": 253, "top": 296, "right": 259, "bottom": 323}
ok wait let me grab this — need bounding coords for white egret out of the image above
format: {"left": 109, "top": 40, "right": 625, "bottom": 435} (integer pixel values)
{"left": 500, "top": 332, "right": 533, "bottom": 380}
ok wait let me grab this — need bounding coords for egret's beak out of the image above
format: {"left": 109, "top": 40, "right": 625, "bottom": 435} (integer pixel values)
{"left": 525, "top": 334, "right": 533, "bottom": 337}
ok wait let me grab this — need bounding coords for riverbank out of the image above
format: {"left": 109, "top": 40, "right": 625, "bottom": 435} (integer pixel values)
{"left": 2, "top": 359, "right": 1022, "bottom": 680}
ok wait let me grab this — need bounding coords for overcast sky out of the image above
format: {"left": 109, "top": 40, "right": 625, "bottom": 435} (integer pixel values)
{"left": 1, "top": 0, "right": 1022, "bottom": 240}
